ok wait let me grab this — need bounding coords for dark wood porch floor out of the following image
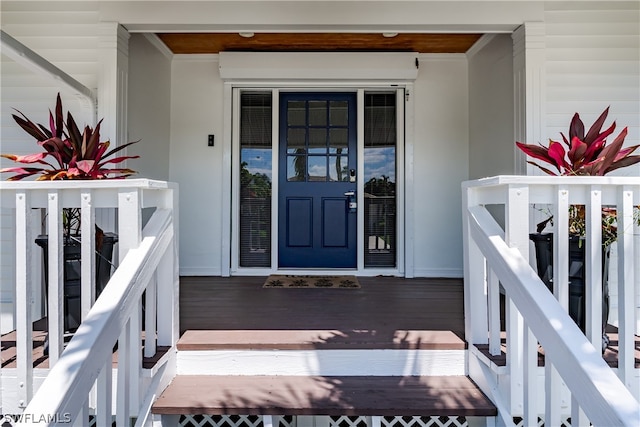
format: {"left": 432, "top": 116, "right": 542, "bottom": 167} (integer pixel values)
{"left": 179, "top": 276, "right": 466, "bottom": 348}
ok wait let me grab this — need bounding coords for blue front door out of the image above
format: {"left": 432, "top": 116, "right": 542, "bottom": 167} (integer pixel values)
{"left": 278, "top": 93, "right": 357, "bottom": 268}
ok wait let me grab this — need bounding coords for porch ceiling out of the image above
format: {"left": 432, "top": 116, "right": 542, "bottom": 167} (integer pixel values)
{"left": 156, "top": 32, "right": 483, "bottom": 54}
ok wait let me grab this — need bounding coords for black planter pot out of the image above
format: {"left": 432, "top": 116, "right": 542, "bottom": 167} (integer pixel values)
{"left": 530, "top": 233, "right": 610, "bottom": 350}
{"left": 35, "top": 233, "right": 118, "bottom": 333}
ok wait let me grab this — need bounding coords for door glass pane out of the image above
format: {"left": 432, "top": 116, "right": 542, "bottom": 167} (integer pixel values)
{"left": 329, "top": 155, "right": 348, "bottom": 181}
{"left": 307, "top": 156, "right": 327, "bottom": 181}
{"left": 329, "top": 128, "right": 348, "bottom": 153}
{"left": 309, "top": 101, "right": 327, "bottom": 126}
{"left": 287, "top": 155, "right": 306, "bottom": 181}
{"left": 287, "top": 128, "right": 306, "bottom": 152}
{"left": 239, "top": 92, "right": 272, "bottom": 267}
{"left": 330, "top": 100, "right": 348, "bottom": 126}
{"left": 288, "top": 100, "right": 306, "bottom": 126}
{"left": 309, "top": 128, "right": 327, "bottom": 153}
{"left": 364, "top": 93, "right": 396, "bottom": 268}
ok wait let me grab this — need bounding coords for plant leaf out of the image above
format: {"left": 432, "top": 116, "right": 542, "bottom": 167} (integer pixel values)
{"left": 595, "top": 127, "right": 627, "bottom": 175}
{"left": 583, "top": 107, "right": 609, "bottom": 144}
{"left": 12, "top": 112, "right": 50, "bottom": 141}
{"left": 569, "top": 112, "right": 584, "bottom": 142}
{"left": 548, "top": 141, "right": 568, "bottom": 173}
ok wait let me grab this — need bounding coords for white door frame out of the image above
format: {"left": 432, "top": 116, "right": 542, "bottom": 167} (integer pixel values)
{"left": 226, "top": 83, "right": 411, "bottom": 277}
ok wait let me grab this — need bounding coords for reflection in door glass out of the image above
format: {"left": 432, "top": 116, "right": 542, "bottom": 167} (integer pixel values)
{"left": 364, "top": 93, "right": 396, "bottom": 268}
{"left": 285, "top": 98, "right": 350, "bottom": 182}
{"left": 239, "top": 92, "right": 272, "bottom": 267}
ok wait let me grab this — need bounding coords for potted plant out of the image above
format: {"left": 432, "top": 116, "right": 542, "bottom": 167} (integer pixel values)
{"left": 516, "top": 107, "right": 640, "bottom": 351}
{"left": 1, "top": 93, "right": 139, "bottom": 336}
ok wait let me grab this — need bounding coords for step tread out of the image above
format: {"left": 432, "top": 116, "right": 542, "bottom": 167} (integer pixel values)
{"left": 152, "top": 375, "right": 497, "bottom": 417}
{"left": 178, "top": 329, "right": 466, "bottom": 351}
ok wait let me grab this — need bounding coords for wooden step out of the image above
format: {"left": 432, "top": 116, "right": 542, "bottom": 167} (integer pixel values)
{"left": 152, "top": 375, "right": 497, "bottom": 417}
{"left": 178, "top": 329, "right": 467, "bottom": 351}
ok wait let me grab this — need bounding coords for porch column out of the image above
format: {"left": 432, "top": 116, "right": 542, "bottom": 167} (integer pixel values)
{"left": 512, "top": 22, "right": 546, "bottom": 175}
{"left": 98, "top": 23, "right": 130, "bottom": 229}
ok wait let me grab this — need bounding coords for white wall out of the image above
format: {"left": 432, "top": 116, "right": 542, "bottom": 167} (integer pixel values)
{"left": 170, "top": 56, "right": 225, "bottom": 275}
{"left": 411, "top": 55, "right": 469, "bottom": 277}
{"left": 128, "top": 34, "right": 173, "bottom": 181}
{"left": 467, "top": 34, "right": 515, "bottom": 180}
{"left": 544, "top": 1, "right": 640, "bottom": 177}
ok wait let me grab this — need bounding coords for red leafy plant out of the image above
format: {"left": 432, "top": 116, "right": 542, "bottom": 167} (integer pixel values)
{"left": 1, "top": 93, "right": 138, "bottom": 180}
{"left": 516, "top": 107, "right": 640, "bottom": 176}
{"left": 518, "top": 108, "right": 640, "bottom": 244}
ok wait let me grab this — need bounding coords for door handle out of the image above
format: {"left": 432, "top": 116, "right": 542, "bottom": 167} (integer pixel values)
{"left": 344, "top": 191, "right": 357, "bottom": 212}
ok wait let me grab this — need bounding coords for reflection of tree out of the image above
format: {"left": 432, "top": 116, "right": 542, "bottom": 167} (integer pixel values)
{"left": 292, "top": 149, "right": 306, "bottom": 181}
{"left": 364, "top": 175, "right": 395, "bottom": 197}
{"left": 240, "top": 161, "right": 271, "bottom": 198}
{"left": 335, "top": 148, "right": 343, "bottom": 181}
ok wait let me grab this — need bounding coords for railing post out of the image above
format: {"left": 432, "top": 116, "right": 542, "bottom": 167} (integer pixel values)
{"left": 16, "top": 191, "right": 33, "bottom": 409}
{"left": 462, "top": 185, "right": 488, "bottom": 345}
{"left": 118, "top": 188, "right": 142, "bottom": 422}
{"left": 505, "top": 184, "right": 529, "bottom": 416}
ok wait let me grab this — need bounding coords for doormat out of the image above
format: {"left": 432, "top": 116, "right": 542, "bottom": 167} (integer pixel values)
{"left": 263, "top": 275, "right": 360, "bottom": 289}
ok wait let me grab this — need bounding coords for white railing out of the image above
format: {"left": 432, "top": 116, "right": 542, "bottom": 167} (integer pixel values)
{"left": 463, "top": 176, "right": 640, "bottom": 427}
{"left": 0, "top": 179, "right": 179, "bottom": 426}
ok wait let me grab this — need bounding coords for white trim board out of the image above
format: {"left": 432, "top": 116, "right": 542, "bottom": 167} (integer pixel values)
{"left": 177, "top": 349, "right": 466, "bottom": 376}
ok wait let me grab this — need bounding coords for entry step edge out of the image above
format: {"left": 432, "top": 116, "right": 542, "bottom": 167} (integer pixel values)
{"left": 178, "top": 329, "right": 466, "bottom": 351}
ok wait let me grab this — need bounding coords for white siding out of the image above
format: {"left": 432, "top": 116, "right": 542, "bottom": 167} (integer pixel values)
{"left": 544, "top": 1, "right": 640, "bottom": 177}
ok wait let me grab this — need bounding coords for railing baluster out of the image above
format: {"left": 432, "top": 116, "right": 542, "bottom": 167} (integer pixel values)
{"left": 544, "top": 364, "right": 561, "bottom": 427}
{"left": 523, "top": 323, "right": 537, "bottom": 426}
{"left": 488, "top": 267, "right": 501, "bottom": 355}
{"left": 585, "top": 186, "right": 603, "bottom": 348}
{"left": 617, "top": 186, "right": 635, "bottom": 392}
{"left": 158, "top": 233, "right": 178, "bottom": 347}
{"left": 144, "top": 272, "right": 157, "bottom": 358}
{"left": 47, "top": 191, "right": 64, "bottom": 364}
{"left": 554, "top": 186, "right": 569, "bottom": 310}
{"left": 16, "top": 191, "right": 33, "bottom": 409}
{"left": 117, "top": 320, "right": 131, "bottom": 426}
{"left": 80, "top": 191, "right": 96, "bottom": 321}
{"left": 96, "top": 358, "right": 113, "bottom": 427}
{"left": 571, "top": 396, "right": 588, "bottom": 426}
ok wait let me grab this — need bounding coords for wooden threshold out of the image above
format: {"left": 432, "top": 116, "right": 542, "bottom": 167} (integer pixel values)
{"left": 152, "top": 375, "right": 497, "bottom": 417}
{"left": 178, "top": 329, "right": 466, "bottom": 351}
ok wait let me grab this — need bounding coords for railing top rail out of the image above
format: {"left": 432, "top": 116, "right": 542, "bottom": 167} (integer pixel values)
{"left": 463, "top": 175, "right": 640, "bottom": 189}
{"left": 0, "top": 178, "right": 176, "bottom": 191}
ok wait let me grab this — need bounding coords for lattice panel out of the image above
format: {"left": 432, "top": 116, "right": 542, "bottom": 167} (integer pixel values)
{"left": 382, "top": 416, "right": 467, "bottom": 427}
{"left": 513, "top": 417, "right": 575, "bottom": 427}
{"left": 179, "top": 415, "right": 295, "bottom": 427}
{"left": 330, "top": 416, "right": 369, "bottom": 427}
